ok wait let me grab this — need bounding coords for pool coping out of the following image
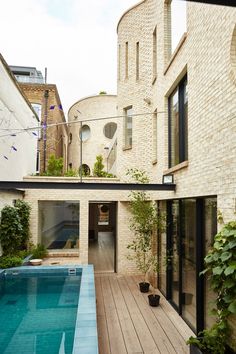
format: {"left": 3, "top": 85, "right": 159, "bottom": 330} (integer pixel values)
{"left": 1, "top": 265, "right": 98, "bottom": 354}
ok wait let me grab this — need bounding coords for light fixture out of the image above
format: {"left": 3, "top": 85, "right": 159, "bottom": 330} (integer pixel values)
{"left": 162, "top": 174, "right": 174, "bottom": 184}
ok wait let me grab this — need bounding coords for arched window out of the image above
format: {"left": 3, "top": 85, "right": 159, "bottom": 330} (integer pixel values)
{"left": 79, "top": 164, "right": 90, "bottom": 176}
{"left": 79, "top": 125, "right": 91, "bottom": 141}
{"left": 104, "top": 122, "right": 117, "bottom": 139}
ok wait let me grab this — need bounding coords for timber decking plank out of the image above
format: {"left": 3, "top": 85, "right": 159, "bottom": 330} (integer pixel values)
{"left": 101, "top": 276, "right": 128, "bottom": 354}
{"left": 109, "top": 276, "right": 143, "bottom": 354}
{"left": 131, "top": 276, "right": 189, "bottom": 354}
{"left": 117, "top": 276, "right": 160, "bottom": 354}
{"left": 126, "top": 276, "right": 178, "bottom": 354}
{"left": 95, "top": 276, "right": 111, "bottom": 354}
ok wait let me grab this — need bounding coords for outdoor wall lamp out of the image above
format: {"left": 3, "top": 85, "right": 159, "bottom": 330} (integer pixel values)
{"left": 162, "top": 174, "right": 174, "bottom": 184}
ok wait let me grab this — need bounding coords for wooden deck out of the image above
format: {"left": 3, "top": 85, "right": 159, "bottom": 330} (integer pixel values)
{"left": 95, "top": 274, "right": 194, "bottom": 354}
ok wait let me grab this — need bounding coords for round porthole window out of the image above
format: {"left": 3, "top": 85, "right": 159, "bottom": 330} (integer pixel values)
{"left": 103, "top": 122, "right": 117, "bottom": 139}
{"left": 101, "top": 204, "right": 109, "bottom": 213}
{"left": 79, "top": 125, "right": 91, "bottom": 141}
{"left": 78, "top": 164, "right": 90, "bottom": 176}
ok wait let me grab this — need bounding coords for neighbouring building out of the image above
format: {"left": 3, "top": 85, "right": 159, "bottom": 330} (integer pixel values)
{"left": 0, "top": 57, "right": 38, "bottom": 180}
{"left": 68, "top": 94, "right": 117, "bottom": 175}
{"left": 10, "top": 66, "right": 68, "bottom": 173}
{"left": 5, "top": 0, "right": 235, "bottom": 345}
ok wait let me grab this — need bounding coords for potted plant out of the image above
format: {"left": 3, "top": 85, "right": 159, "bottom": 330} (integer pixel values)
{"left": 126, "top": 169, "right": 164, "bottom": 298}
{"left": 187, "top": 221, "right": 236, "bottom": 354}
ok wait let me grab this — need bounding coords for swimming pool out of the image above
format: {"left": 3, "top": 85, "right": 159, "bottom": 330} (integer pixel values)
{"left": 0, "top": 265, "right": 98, "bottom": 354}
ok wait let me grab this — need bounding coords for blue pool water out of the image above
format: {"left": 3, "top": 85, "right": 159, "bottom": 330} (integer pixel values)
{"left": 0, "top": 270, "right": 82, "bottom": 354}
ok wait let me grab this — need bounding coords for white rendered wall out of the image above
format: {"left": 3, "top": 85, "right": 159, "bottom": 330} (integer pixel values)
{"left": 0, "top": 57, "right": 38, "bottom": 181}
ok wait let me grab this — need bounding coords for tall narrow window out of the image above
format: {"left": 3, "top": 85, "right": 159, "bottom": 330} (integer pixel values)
{"left": 152, "top": 109, "right": 157, "bottom": 163}
{"left": 118, "top": 44, "right": 121, "bottom": 81}
{"left": 124, "top": 106, "right": 132, "bottom": 148}
{"left": 153, "top": 27, "right": 157, "bottom": 81}
{"left": 168, "top": 75, "right": 188, "bottom": 167}
{"left": 136, "top": 42, "right": 139, "bottom": 80}
{"left": 125, "top": 42, "right": 129, "bottom": 79}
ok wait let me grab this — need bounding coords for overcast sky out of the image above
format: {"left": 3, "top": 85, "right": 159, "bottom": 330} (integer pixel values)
{"left": 0, "top": 0, "right": 138, "bottom": 115}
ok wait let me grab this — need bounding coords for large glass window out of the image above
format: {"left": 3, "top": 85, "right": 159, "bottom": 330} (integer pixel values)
{"left": 204, "top": 198, "right": 217, "bottom": 329}
{"left": 168, "top": 76, "right": 188, "bottom": 167}
{"left": 158, "top": 201, "right": 167, "bottom": 296}
{"left": 124, "top": 106, "right": 132, "bottom": 148}
{"left": 38, "top": 201, "right": 80, "bottom": 250}
{"left": 182, "top": 199, "right": 197, "bottom": 330}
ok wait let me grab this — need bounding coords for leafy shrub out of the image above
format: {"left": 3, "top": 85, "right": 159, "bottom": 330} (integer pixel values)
{"left": 14, "top": 200, "right": 31, "bottom": 249}
{"left": 0, "top": 256, "right": 22, "bottom": 269}
{"left": 31, "top": 244, "right": 48, "bottom": 259}
{"left": 64, "top": 168, "right": 78, "bottom": 177}
{"left": 0, "top": 206, "right": 23, "bottom": 255}
{"left": 44, "top": 154, "right": 63, "bottom": 176}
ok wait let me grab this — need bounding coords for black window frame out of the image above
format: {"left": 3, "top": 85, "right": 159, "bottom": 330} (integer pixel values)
{"left": 168, "top": 75, "right": 188, "bottom": 168}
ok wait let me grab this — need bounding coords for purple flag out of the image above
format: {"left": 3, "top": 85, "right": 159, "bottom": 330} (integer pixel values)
{"left": 11, "top": 146, "right": 17, "bottom": 151}
{"left": 50, "top": 105, "right": 56, "bottom": 110}
{"left": 11, "top": 134, "right": 16, "bottom": 137}
{"left": 32, "top": 132, "right": 37, "bottom": 136}
{"left": 58, "top": 104, "right": 63, "bottom": 110}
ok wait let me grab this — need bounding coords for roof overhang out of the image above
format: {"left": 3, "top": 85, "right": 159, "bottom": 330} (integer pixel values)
{"left": 0, "top": 181, "right": 175, "bottom": 191}
{"left": 184, "top": 0, "right": 235, "bottom": 6}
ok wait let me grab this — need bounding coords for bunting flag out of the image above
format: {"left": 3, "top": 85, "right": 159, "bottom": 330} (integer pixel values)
{"left": 58, "top": 104, "right": 63, "bottom": 111}
{"left": 4, "top": 156, "right": 8, "bottom": 160}
{"left": 32, "top": 132, "right": 37, "bottom": 136}
{"left": 10, "top": 134, "right": 16, "bottom": 137}
{"left": 50, "top": 105, "right": 56, "bottom": 110}
{"left": 11, "top": 146, "right": 17, "bottom": 151}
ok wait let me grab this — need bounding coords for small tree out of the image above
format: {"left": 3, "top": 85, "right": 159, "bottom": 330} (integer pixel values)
{"left": 126, "top": 169, "right": 163, "bottom": 283}
{"left": 45, "top": 154, "right": 63, "bottom": 176}
{"left": 93, "top": 155, "right": 106, "bottom": 177}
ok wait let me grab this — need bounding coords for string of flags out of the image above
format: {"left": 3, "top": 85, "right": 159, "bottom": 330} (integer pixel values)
{"left": 49, "top": 104, "right": 63, "bottom": 111}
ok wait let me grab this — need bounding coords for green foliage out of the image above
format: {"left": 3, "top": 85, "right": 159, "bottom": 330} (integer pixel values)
{"left": 0, "top": 256, "right": 23, "bottom": 268}
{"left": 64, "top": 168, "right": 78, "bottom": 177}
{"left": 44, "top": 154, "right": 63, "bottom": 176}
{"left": 0, "top": 206, "right": 23, "bottom": 255}
{"left": 99, "top": 91, "right": 107, "bottom": 95}
{"left": 126, "top": 169, "right": 164, "bottom": 281}
{"left": 188, "top": 221, "right": 236, "bottom": 353}
{"left": 93, "top": 155, "right": 105, "bottom": 177}
{"left": 14, "top": 200, "right": 31, "bottom": 248}
{"left": 31, "top": 244, "right": 48, "bottom": 259}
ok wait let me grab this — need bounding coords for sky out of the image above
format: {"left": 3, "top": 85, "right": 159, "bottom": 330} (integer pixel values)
{"left": 0, "top": 0, "right": 138, "bottom": 115}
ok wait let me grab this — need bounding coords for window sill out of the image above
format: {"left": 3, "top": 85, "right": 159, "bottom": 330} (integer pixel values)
{"left": 163, "top": 160, "right": 188, "bottom": 174}
{"left": 122, "top": 146, "right": 132, "bottom": 151}
{"left": 164, "top": 33, "right": 187, "bottom": 75}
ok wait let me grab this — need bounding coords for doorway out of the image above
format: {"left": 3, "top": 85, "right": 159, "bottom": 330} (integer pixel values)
{"left": 88, "top": 202, "right": 116, "bottom": 272}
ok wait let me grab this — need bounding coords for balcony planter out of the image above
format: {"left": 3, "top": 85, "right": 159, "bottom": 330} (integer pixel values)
{"left": 148, "top": 294, "right": 160, "bottom": 307}
{"left": 139, "top": 282, "right": 150, "bottom": 293}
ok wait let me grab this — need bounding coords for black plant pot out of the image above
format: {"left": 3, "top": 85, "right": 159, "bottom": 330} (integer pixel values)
{"left": 148, "top": 294, "right": 160, "bottom": 307}
{"left": 190, "top": 343, "right": 203, "bottom": 354}
{"left": 139, "top": 282, "right": 150, "bottom": 293}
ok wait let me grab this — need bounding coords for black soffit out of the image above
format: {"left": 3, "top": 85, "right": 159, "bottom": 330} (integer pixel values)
{"left": 0, "top": 181, "right": 175, "bottom": 191}
{"left": 183, "top": 0, "right": 235, "bottom": 6}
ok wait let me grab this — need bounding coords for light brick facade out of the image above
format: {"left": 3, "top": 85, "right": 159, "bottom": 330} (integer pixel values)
{"left": 68, "top": 95, "right": 117, "bottom": 174}
{"left": 19, "top": 83, "right": 68, "bottom": 173}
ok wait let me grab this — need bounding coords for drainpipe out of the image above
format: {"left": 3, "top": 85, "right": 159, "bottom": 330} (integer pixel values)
{"left": 43, "top": 90, "right": 49, "bottom": 173}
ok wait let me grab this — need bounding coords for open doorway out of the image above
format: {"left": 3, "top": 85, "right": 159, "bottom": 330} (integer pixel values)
{"left": 88, "top": 202, "right": 116, "bottom": 272}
